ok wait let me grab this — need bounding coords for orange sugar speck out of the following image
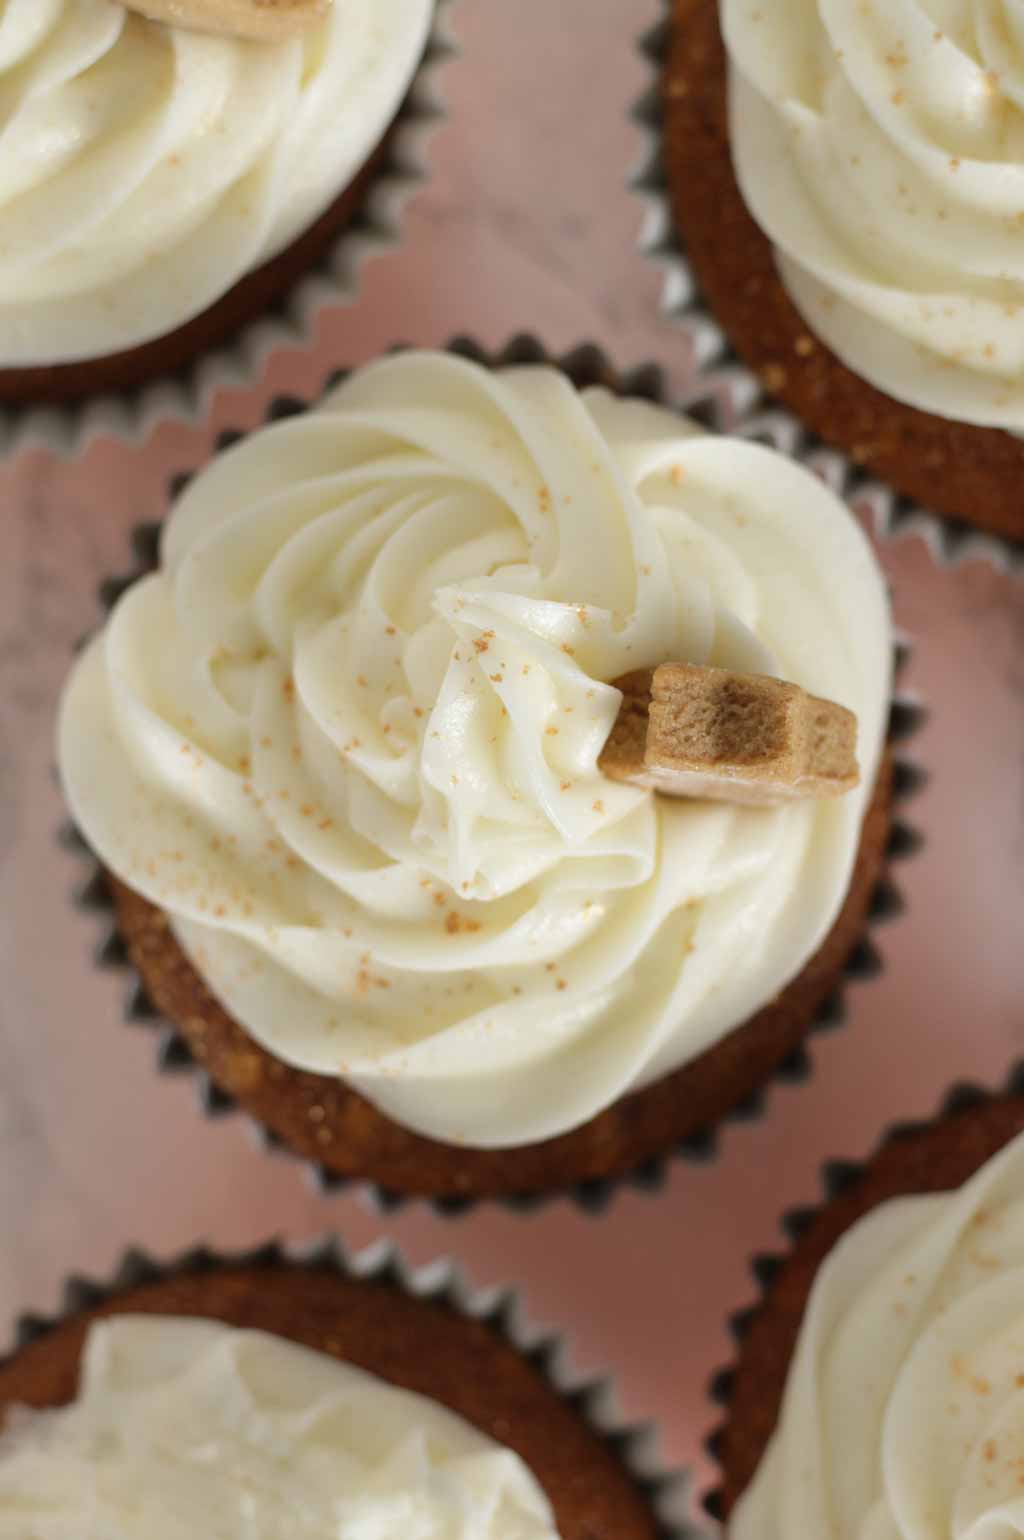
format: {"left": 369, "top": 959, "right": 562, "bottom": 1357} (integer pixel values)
{"left": 445, "top": 911, "right": 482, "bottom": 935}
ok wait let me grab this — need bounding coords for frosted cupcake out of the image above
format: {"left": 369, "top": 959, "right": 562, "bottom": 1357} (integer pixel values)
{"left": 58, "top": 348, "right": 897, "bottom": 1203}
{"left": 0, "top": 1249, "right": 675, "bottom": 1538}
{"left": 660, "top": 0, "right": 1024, "bottom": 544}
{"left": 716, "top": 1094, "right": 1024, "bottom": 1535}
{"left": 0, "top": 0, "right": 435, "bottom": 405}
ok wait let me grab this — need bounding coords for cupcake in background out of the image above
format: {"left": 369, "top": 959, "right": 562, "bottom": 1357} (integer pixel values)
{"left": 58, "top": 347, "right": 897, "bottom": 1204}
{"left": 658, "top": 0, "right": 1024, "bottom": 545}
{"left": 0, "top": 0, "right": 435, "bottom": 405}
{"left": 0, "top": 1245, "right": 680, "bottom": 1538}
{"left": 713, "top": 1088, "right": 1024, "bottom": 1535}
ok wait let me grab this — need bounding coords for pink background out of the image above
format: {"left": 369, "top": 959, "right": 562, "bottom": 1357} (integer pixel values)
{"left": 1, "top": 2, "right": 1022, "bottom": 1531}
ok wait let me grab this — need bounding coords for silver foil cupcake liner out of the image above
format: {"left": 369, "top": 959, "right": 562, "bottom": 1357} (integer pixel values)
{"left": 701, "top": 1065, "right": 1024, "bottom": 1526}
{"left": 0, "top": 0, "right": 454, "bottom": 462}
{"left": 61, "top": 333, "right": 926, "bottom": 1217}
{"left": 633, "top": 5, "right": 1024, "bottom": 575}
{"left": 1, "top": 1234, "right": 700, "bottom": 1539}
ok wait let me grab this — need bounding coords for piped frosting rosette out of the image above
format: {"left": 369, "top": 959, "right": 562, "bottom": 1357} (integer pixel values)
{"left": 0, "top": 1316, "right": 558, "bottom": 1537}
{"left": 724, "top": 0, "right": 1024, "bottom": 428}
{"left": 58, "top": 352, "right": 890, "bottom": 1148}
{"left": 733, "top": 1126, "right": 1024, "bottom": 1539}
{"left": 0, "top": 0, "right": 433, "bottom": 365}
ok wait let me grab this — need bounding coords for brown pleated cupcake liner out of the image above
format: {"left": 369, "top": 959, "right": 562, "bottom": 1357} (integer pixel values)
{"left": 0, "top": 1, "right": 454, "bottom": 461}
{"left": 701, "top": 1067, "right": 1024, "bottom": 1527}
{"left": 1, "top": 1234, "right": 699, "bottom": 1539}
{"left": 61, "top": 333, "right": 925, "bottom": 1217}
{"left": 633, "top": 5, "right": 1024, "bottom": 574}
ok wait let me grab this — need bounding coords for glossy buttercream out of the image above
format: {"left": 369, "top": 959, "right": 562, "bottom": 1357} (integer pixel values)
{"left": 724, "top": 0, "right": 1024, "bottom": 428}
{"left": 58, "top": 353, "right": 890, "bottom": 1147}
{"left": 733, "top": 1127, "right": 1024, "bottom": 1539}
{"left": 0, "top": 0, "right": 432, "bottom": 365}
{"left": 0, "top": 1316, "right": 558, "bottom": 1537}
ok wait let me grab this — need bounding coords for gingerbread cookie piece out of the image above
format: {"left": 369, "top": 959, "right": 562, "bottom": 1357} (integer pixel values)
{"left": 601, "top": 663, "right": 858, "bottom": 806}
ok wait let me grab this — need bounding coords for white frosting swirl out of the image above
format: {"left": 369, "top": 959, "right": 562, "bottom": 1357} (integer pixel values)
{"left": 733, "top": 1127, "right": 1024, "bottom": 1540}
{"left": 0, "top": 0, "right": 433, "bottom": 366}
{"left": 0, "top": 1316, "right": 558, "bottom": 1538}
{"left": 724, "top": 0, "right": 1024, "bottom": 428}
{"left": 57, "top": 352, "right": 890, "bottom": 1148}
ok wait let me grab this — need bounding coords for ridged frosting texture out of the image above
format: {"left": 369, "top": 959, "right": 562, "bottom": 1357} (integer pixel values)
{"left": 58, "top": 352, "right": 890, "bottom": 1148}
{"left": 0, "top": 1316, "right": 559, "bottom": 1537}
{"left": 733, "top": 1128, "right": 1024, "bottom": 1539}
{"left": 724, "top": 0, "right": 1024, "bottom": 428}
{"left": 0, "top": 0, "right": 433, "bottom": 366}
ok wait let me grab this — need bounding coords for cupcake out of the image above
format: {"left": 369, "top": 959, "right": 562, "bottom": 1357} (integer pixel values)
{"left": 58, "top": 346, "right": 900, "bottom": 1205}
{"left": 659, "top": 0, "right": 1024, "bottom": 546}
{"left": 712, "top": 1086, "right": 1024, "bottom": 1533}
{"left": 0, "top": 0, "right": 435, "bottom": 406}
{"left": 0, "top": 1243, "right": 682, "bottom": 1538}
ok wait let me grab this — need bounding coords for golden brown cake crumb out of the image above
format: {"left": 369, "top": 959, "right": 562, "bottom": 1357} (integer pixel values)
{"left": 103, "top": 749, "right": 892, "bottom": 1202}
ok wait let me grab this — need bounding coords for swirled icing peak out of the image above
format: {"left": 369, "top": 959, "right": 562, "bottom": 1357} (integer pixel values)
{"left": 733, "top": 1127, "right": 1024, "bottom": 1539}
{"left": 0, "top": 1316, "right": 559, "bottom": 1538}
{"left": 124, "top": 0, "right": 330, "bottom": 42}
{"left": 724, "top": 0, "right": 1024, "bottom": 427}
{"left": 0, "top": 0, "right": 432, "bottom": 366}
{"left": 57, "top": 352, "right": 890, "bottom": 1148}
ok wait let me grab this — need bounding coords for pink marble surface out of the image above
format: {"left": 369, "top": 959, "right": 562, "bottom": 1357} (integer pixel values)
{"left": 0, "top": 2, "right": 1022, "bottom": 1532}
